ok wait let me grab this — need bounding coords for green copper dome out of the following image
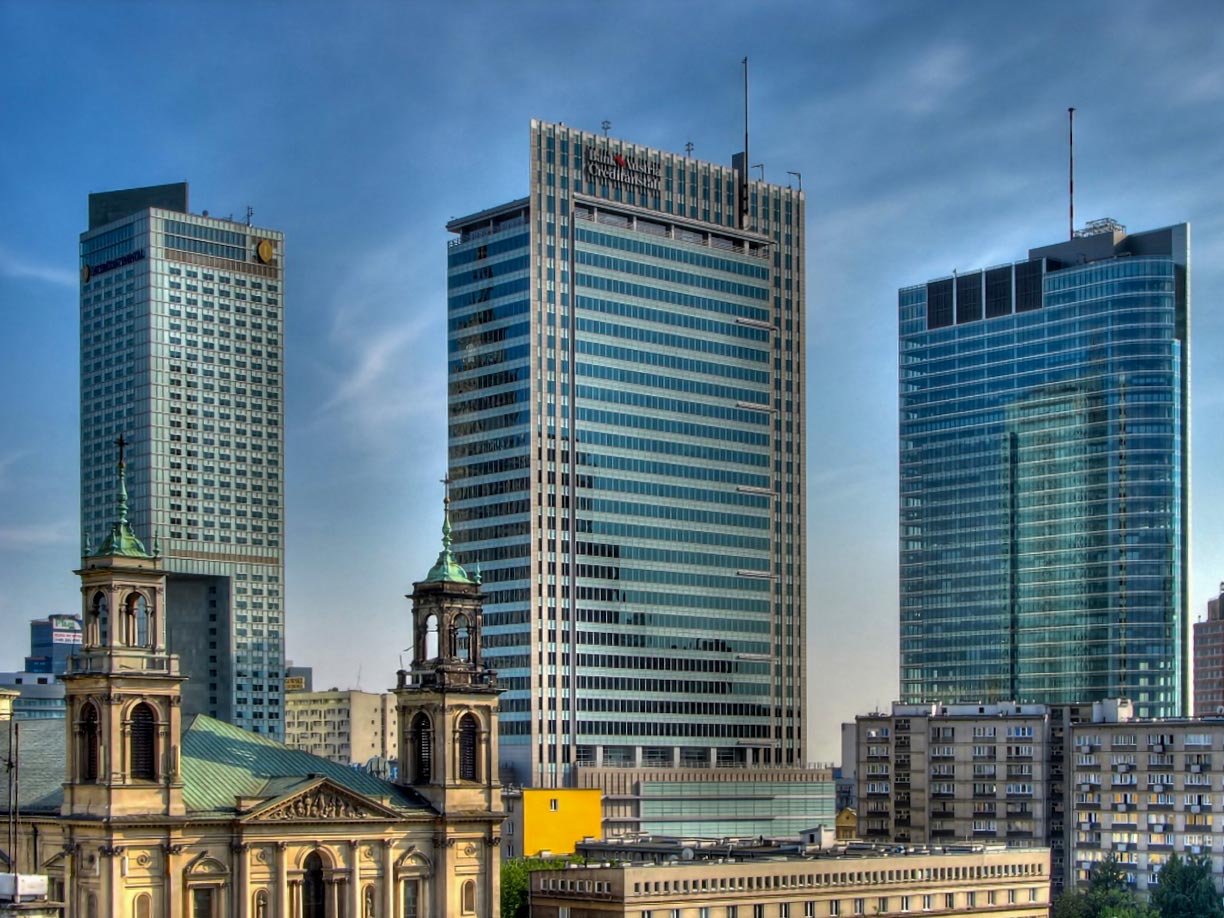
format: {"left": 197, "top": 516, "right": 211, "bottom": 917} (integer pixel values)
{"left": 424, "top": 499, "right": 472, "bottom": 584}
{"left": 92, "top": 438, "right": 155, "bottom": 560}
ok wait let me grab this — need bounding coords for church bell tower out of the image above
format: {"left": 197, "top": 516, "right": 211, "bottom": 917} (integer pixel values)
{"left": 394, "top": 487, "right": 502, "bottom": 815}
{"left": 61, "top": 436, "right": 186, "bottom": 818}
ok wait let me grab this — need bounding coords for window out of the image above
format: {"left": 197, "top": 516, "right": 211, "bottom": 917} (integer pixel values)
{"left": 550, "top": 798, "right": 559, "bottom": 811}
{"left": 192, "top": 888, "right": 214, "bottom": 918}
{"left": 303, "top": 852, "right": 325, "bottom": 918}
{"left": 80, "top": 701, "right": 100, "bottom": 781}
{"left": 458, "top": 714, "right": 479, "bottom": 781}
{"left": 411, "top": 713, "right": 432, "bottom": 783}
{"left": 130, "top": 703, "right": 157, "bottom": 780}
{"left": 403, "top": 880, "right": 419, "bottom": 918}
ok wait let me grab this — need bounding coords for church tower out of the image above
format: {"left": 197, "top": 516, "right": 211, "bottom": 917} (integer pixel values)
{"left": 395, "top": 489, "right": 503, "bottom": 917}
{"left": 61, "top": 436, "right": 186, "bottom": 818}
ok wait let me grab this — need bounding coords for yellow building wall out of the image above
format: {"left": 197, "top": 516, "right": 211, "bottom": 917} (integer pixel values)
{"left": 522, "top": 788, "right": 602, "bottom": 856}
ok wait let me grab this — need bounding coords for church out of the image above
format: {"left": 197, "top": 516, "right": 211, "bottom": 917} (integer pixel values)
{"left": 0, "top": 448, "right": 504, "bottom": 918}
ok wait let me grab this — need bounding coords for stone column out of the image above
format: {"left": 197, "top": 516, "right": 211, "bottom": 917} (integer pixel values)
{"left": 276, "top": 842, "right": 289, "bottom": 917}
{"left": 348, "top": 841, "right": 361, "bottom": 918}
{"left": 380, "top": 841, "right": 394, "bottom": 918}
{"left": 233, "top": 843, "right": 249, "bottom": 918}
{"left": 327, "top": 877, "right": 341, "bottom": 918}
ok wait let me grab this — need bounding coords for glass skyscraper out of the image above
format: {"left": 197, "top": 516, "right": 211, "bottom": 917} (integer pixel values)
{"left": 80, "top": 183, "right": 286, "bottom": 735}
{"left": 447, "top": 121, "right": 806, "bottom": 786}
{"left": 899, "top": 220, "right": 1189, "bottom": 718}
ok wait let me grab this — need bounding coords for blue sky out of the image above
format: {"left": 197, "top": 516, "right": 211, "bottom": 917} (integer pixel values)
{"left": 2, "top": 0, "right": 1222, "bottom": 763}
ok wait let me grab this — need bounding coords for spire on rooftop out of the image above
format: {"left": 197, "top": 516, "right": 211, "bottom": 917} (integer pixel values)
{"left": 424, "top": 475, "right": 472, "bottom": 584}
{"left": 92, "top": 434, "right": 153, "bottom": 559}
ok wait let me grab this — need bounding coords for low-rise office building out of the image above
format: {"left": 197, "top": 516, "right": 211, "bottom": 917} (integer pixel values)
{"left": 577, "top": 766, "right": 836, "bottom": 840}
{"left": 531, "top": 844, "right": 1052, "bottom": 918}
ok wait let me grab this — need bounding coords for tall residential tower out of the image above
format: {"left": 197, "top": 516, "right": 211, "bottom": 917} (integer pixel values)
{"left": 899, "top": 220, "right": 1190, "bottom": 717}
{"left": 447, "top": 121, "right": 806, "bottom": 785}
{"left": 80, "top": 183, "right": 286, "bottom": 735}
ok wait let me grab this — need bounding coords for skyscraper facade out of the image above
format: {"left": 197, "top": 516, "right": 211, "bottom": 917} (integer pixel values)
{"left": 80, "top": 183, "right": 286, "bottom": 735}
{"left": 899, "top": 220, "right": 1189, "bottom": 718}
{"left": 447, "top": 120, "right": 806, "bottom": 785}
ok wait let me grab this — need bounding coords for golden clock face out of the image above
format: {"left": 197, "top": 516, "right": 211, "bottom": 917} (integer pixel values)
{"left": 256, "top": 239, "right": 274, "bottom": 264}
{"left": 80, "top": 264, "right": 91, "bottom": 283}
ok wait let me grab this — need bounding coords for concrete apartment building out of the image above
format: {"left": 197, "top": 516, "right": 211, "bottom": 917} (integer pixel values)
{"left": 1069, "top": 709, "right": 1224, "bottom": 895}
{"left": 1194, "top": 583, "right": 1224, "bottom": 715}
{"left": 850, "top": 701, "right": 1097, "bottom": 892}
{"left": 530, "top": 844, "right": 1051, "bottom": 918}
{"left": 283, "top": 689, "right": 396, "bottom": 767}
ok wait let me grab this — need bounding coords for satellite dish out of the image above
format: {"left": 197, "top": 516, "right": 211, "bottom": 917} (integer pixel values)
{"left": 680, "top": 847, "right": 695, "bottom": 861}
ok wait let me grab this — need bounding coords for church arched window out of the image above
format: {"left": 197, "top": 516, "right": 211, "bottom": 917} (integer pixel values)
{"left": 458, "top": 713, "right": 479, "bottom": 781}
{"left": 412, "top": 712, "right": 432, "bottom": 783}
{"left": 89, "top": 591, "right": 108, "bottom": 646}
{"left": 130, "top": 703, "right": 157, "bottom": 780}
{"left": 80, "top": 701, "right": 100, "bottom": 781}
{"left": 424, "top": 614, "right": 439, "bottom": 660}
{"left": 303, "top": 851, "right": 326, "bottom": 918}
{"left": 453, "top": 614, "right": 471, "bottom": 661}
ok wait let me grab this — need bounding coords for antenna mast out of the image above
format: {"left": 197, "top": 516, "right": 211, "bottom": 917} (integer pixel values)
{"left": 739, "top": 56, "right": 751, "bottom": 230}
{"left": 1068, "top": 107, "right": 1075, "bottom": 240}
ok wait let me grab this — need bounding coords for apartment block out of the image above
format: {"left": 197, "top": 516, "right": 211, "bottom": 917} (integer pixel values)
{"left": 283, "top": 689, "right": 396, "bottom": 767}
{"left": 1069, "top": 712, "right": 1224, "bottom": 895}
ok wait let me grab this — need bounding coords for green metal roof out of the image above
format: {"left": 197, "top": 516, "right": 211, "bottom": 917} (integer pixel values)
{"left": 0, "top": 715, "right": 430, "bottom": 818}
{"left": 180, "top": 715, "right": 428, "bottom": 814}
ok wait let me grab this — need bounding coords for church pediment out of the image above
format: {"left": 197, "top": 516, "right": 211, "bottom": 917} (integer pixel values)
{"left": 241, "top": 779, "right": 403, "bottom": 823}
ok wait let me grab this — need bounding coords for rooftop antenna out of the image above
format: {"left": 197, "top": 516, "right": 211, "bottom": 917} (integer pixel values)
{"left": 752, "top": 163, "right": 764, "bottom": 182}
{"left": 355, "top": 664, "right": 362, "bottom": 692}
{"left": 684, "top": 141, "right": 694, "bottom": 157}
{"left": 245, "top": 205, "right": 254, "bottom": 227}
{"left": 741, "top": 56, "right": 750, "bottom": 229}
{"left": 787, "top": 171, "right": 803, "bottom": 192}
{"left": 1067, "top": 107, "right": 1075, "bottom": 240}
{"left": 601, "top": 120, "right": 611, "bottom": 137}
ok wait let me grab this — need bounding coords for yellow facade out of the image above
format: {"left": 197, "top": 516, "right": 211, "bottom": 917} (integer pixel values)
{"left": 504, "top": 789, "right": 602, "bottom": 859}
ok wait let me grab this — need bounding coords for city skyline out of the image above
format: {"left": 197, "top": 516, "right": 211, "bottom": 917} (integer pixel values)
{"left": 2, "top": 1, "right": 1224, "bottom": 764}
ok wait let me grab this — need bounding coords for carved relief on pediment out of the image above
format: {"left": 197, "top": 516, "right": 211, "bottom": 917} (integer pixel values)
{"left": 250, "top": 785, "right": 396, "bottom": 823}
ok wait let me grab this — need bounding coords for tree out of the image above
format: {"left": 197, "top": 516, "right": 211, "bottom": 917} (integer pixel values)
{"left": 1052, "top": 854, "right": 1155, "bottom": 918}
{"left": 501, "top": 856, "right": 581, "bottom": 918}
{"left": 1149, "top": 853, "right": 1224, "bottom": 918}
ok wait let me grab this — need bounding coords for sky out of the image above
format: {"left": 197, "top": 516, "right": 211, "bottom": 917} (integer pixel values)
{"left": 1, "top": 0, "right": 1223, "bottom": 765}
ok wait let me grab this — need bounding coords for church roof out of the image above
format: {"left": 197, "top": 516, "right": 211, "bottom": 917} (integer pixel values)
{"left": 0, "top": 715, "right": 430, "bottom": 818}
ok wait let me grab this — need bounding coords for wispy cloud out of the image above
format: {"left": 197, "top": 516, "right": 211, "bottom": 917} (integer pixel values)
{"left": 0, "top": 518, "right": 76, "bottom": 550}
{"left": 305, "top": 230, "right": 448, "bottom": 453}
{"left": 899, "top": 42, "right": 970, "bottom": 116}
{"left": 0, "top": 244, "right": 75, "bottom": 287}
{"left": 0, "top": 451, "right": 29, "bottom": 490}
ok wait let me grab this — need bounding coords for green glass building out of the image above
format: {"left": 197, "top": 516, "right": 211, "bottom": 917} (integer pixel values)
{"left": 899, "top": 221, "right": 1190, "bottom": 717}
{"left": 447, "top": 121, "right": 806, "bottom": 786}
